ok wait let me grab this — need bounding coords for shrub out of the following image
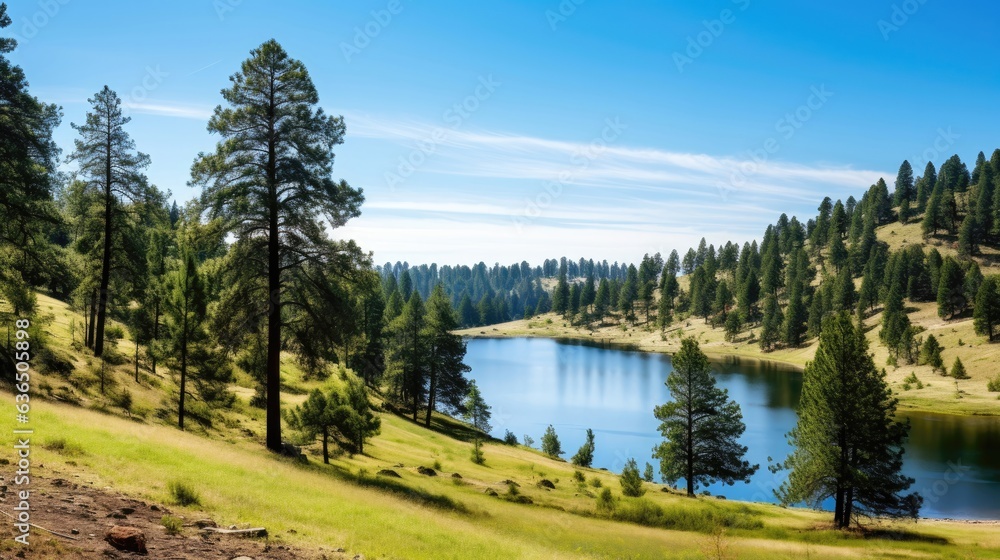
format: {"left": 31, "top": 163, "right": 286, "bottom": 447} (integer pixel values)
{"left": 168, "top": 481, "right": 201, "bottom": 506}
{"left": 541, "top": 425, "right": 563, "bottom": 457}
{"left": 42, "top": 438, "right": 84, "bottom": 456}
{"left": 161, "top": 515, "right": 183, "bottom": 535}
{"left": 620, "top": 458, "right": 646, "bottom": 497}
{"left": 112, "top": 389, "right": 133, "bottom": 415}
{"left": 588, "top": 477, "right": 603, "bottom": 488}
{"left": 573, "top": 471, "right": 586, "bottom": 484}
{"left": 643, "top": 462, "right": 655, "bottom": 483}
{"left": 950, "top": 357, "right": 969, "bottom": 379}
{"left": 503, "top": 430, "right": 519, "bottom": 445}
{"left": 988, "top": 375, "right": 1000, "bottom": 392}
{"left": 433, "top": 459, "right": 442, "bottom": 471}
{"left": 596, "top": 487, "right": 616, "bottom": 515}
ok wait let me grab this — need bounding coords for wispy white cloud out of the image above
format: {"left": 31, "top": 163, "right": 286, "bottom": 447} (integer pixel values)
{"left": 121, "top": 101, "right": 214, "bottom": 120}
{"left": 346, "top": 112, "right": 892, "bottom": 203}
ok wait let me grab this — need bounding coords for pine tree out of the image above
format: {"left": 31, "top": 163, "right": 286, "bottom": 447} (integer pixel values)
{"left": 920, "top": 334, "right": 944, "bottom": 374}
{"left": 553, "top": 267, "right": 570, "bottom": 315}
{"left": 879, "top": 283, "right": 910, "bottom": 359}
{"left": 620, "top": 458, "right": 646, "bottom": 497}
{"left": 463, "top": 380, "right": 492, "bottom": 464}
{"left": 643, "top": 462, "right": 655, "bottom": 483}
{"left": 833, "top": 268, "right": 856, "bottom": 313}
{"left": 164, "top": 247, "right": 206, "bottom": 430}
{"left": 192, "top": 40, "right": 366, "bottom": 452}
{"left": 724, "top": 312, "right": 742, "bottom": 342}
{"left": 893, "top": 160, "right": 915, "bottom": 207}
{"left": 950, "top": 357, "right": 968, "bottom": 380}
{"left": 783, "top": 283, "right": 807, "bottom": 347}
{"left": 653, "top": 338, "right": 757, "bottom": 496}
{"left": 594, "top": 278, "right": 611, "bottom": 321}
{"left": 385, "top": 292, "right": 428, "bottom": 420}
{"left": 922, "top": 190, "right": 943, "bottom": 236}
{"left": 936, "top": 257, "right": 966, "bottom": 320}
{"left": 759, "top": 295, "right": 783, "bottom": 352}
{"left": 422, "top": 285, "right": 471, "bottom": 427}
{"left": 778, "top": 314, "right": 920, "bottom": 527}
{"left": 618, "top": 264, "right": 639, "bottom": 323}
{"left": 287, "top": 389, "right": 337, "bottom": 463}
{"left": 69, "top": 86, "right": 152, "bottom": 357}
{"left": 974, "top": 277, "right": 1000, "bottom": 342}
{"left": 916, "top": 161, "right": 937, "bottom": 212}
{"left": 712, "top": 279, "right": 733, "bottom": 319}
{"left": 571, "top": 428, "right": 596, "bottom": 468}
{"left": 541, "top": 424, "right": 563, "bottom": 458}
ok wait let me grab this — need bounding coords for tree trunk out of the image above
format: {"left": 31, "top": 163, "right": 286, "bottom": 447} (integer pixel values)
{"left": 151, "top": 298, "right": 160, "bottom": 375}
{"left": 425, "top": 349, "right": 437, "bottom": 427}
{"left": 686, "top": 366, "right": 695, "bottom": 497}
{"left": 87, "top": 291, "right": 97, "bottom": 348}
{"left": 264, "top": 78, "right": 282, "bottom": 454}
{"left": 322, "top": 426, "right": 329, "bottom": 464}
{"left": 95, "top": 148, "right": 113, "bottom": 358}
{"left": 179, "top": 311, "right": 187, "bottom": 431}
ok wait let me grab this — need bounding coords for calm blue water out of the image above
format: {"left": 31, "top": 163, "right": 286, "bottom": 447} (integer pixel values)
{"left": 465, "top": 337, "right": 1000, "bottom": 519}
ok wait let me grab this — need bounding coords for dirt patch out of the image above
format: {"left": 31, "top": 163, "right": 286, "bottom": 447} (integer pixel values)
{"left": 0, "top": 475, "right": 349, "bottom": 559}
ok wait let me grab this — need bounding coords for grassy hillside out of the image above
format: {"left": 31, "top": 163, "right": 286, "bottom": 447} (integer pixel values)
{"left": 4, "top": 291, "right": 999, "bottom": 558}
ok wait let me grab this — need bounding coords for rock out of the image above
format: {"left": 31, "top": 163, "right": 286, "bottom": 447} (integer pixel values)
{"left": 451, "top": 473, "right": 462, "bottom": 479}
{"left": 150, "top": 505, "right": 160, "bottom": 512}
{"left": 70, "top": 529, "right": 79, "bottom": 535}
{"left": 120, "top": 507, "right": 135, "bottom": 515}
{"left": 203, "top": 527, "right": 268, "bottom": 539}
{"left": 500, "top": 479, "right": 520, "bottom": 487}
{"left": 537, "top": 479, "right": 555, "bottom": 489}
{"left": 231, "top": 557, "right": 254, "bottom": 560}
{"left": 485, "top": 488, "right": 499, "bottom": 497}
{"left": 107, "top": 512, "right": 127, "bottom": 519}
{"left": 334, "top": 547, "right": 346, "bottom": 553}
{"left": 393, "top": 463, "right": 404, "bottom": 468}
{"left": 377, "top": 469, "right": 401, "bottom": 478}
{"left": 193, "top": 519, "right": 218, "bottom": 528}
{"left": 417, "top": 466, "right": 437, "bottom": 477}
{"left": 104, "top": 526, "right": 147, "bottom": 554}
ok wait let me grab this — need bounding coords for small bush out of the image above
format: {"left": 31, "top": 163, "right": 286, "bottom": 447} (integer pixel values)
{"left": 161, "top": 515, "right": 183, "bottom": 535}
{"left": 620, "top": 458, "right": 646, "bottom": 497}
{"left": 503, "top": 430, "right": 519, "bottom": 445}
{"left": 987, "top": 375, "right": 1000, "bottom": 392}
{"left": 596, "top": 487, "right": 616, "bottom": 514}
{"left": 588, "top": 477, "right": 603, "bottom": 488}
{"left": 573, "top": 471, "right": 586, "bottom": 484}
{"left": 112, "top": 389, "right": 133, "bottom": 415}
{"left": 42, "top": 438, "right": 84, "bottom": 456}
{"left": 433, "top": 459, "right": 443, "bottom": 471}
{"left": 168, "top": 481, "right": 201, "bottom": 506}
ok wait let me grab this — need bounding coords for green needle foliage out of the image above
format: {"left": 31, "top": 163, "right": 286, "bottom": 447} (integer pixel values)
{"left": 619, "top": 458, "right": 645, "bottom": 497}
{"left": 653, "top": 337, "right": 757, "bottom": 497}
{"left": 541, "top": 425, "right": 563, "bottom": 458}
{"left": 778, "top": 314, "right": 920, "bottom": 528}
{"left": 192, "top": 40, "right": 366, "bottom": 451}
{"left": 571, "top": 428, "right": 596, "bottom": 468}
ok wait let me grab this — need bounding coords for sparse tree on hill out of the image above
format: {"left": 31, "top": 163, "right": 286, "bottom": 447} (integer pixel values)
{"left": 620, "top": 458, "right": 646, "bottom": 497}
{"left": 920, "top": 334, "right": 944, "bottom": 374}
{"left": 541, "top": 424, "right": 563, "bottom": 458}
{"left": 950, "top": 357, "right": 968, "bottom": 380}
{"left": 778, "top": 314, "right": 921, "bottom": 528}
{"left": 759, "top": 295, "right": 783, "bottom": 352}
{"left": 937, "top": 257, "right": 966, "bottom": 320}
{"left": 463, "top": 380, "right": 491, "bottom": 464}
{"left": 571, "top": 428, "right": 596, "bottom": 468}
{"left": 653, "top": 338, "right": 757, "bottom": 496}
{"left": 192, "top": 40, "right": 365, "bottom": 452}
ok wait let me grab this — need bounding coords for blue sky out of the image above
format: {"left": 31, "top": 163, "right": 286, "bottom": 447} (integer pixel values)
{"left": 8, "top": 0, "right": 1000, "bottom": 265}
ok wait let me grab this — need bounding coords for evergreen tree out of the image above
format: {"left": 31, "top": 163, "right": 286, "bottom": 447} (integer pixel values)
{"left": 643, "top": 462, "right": 655, "bottom": 483}
{"left": 422, "top": 285, "right": 471, "bottom": 427}
{"left": 69, "top": 86, "right": 152, "bottom": 357}
{"left": 712, "top": 279, "right": 733, "bottom": 319}
{"left": 916, "top": 161, "right": 937, "bottom": 212}
{"left": 778, "top": 314, "right": 920, "bottom": 527}
{"left": 618, "top": 264, "right": 639, "bottom": 323}
{"left": 164, "top": 247, "right": 206, "bottom": 430}
{"left": 653, "top": 338, "right": 757, "bottom": 496}
{"left": 620, "top": 458, "right": 646, "bottom": 497}
{"left": 922, "top": 190, "right": 943, "bottom": 236}
{"left": 192, "top": 40, "right": 366, "bottom": 452}
{"left": 571, "top": 428, "right": 596, "bottom": 468}
{"left": 950, "top": 357, "right": 968, "bottom": 380}
{"left": 974, "top": 277, "right": 1000, "bottom": 342}
{"left": 385, "top": 292, "right": 428, "bottom": 420}
{"left": 893, "top": 160, "right": 915, "bottom": 207}
{"left": 783, "top": 282, "right": 807, "bottom": 347}
{"left": 463, "top": 380, "right": 492, "bottom": 464}
{"left": 581, "top": 274, "right": 596, "bottom": 316}
{"left": 919, "top": 334, "right": 944, "bottom": 374}
{"left": 541, "top": 424, "right": 564, "bottom": 458}
{"left": 553, "top": 267, "right": 570, "bottom": 315}
{"left": 287, "top": 389, "right": 337, "bottom": 463}
{"left": 833, "top": 268, "right": 856, "bottom": 313}
{"left": 936, "top": 257, "right": 966, "bottom": 320}
{"left": 724, "top": 312, "right": 742, "bottom": 343}
{"left": 594, "top": 278, "right": 611, "bottom": 321}
{"left": 879, "top": 283, "right": 910, "bottom": 359}
{"left": 759, "top": 295, "right": 783, "bottom": 352}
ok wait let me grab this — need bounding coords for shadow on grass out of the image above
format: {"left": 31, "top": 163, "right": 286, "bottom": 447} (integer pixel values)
{"left": 858, "top": 527, "right": 950, "bottom": 545}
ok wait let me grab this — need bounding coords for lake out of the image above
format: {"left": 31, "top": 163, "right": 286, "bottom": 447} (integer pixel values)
{"left": 465, "top": 337, "right": 1000, "bottom": 519}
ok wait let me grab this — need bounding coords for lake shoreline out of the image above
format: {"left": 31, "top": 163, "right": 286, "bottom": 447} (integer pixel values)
{"left": 456, "top": 314, "right": 1000, "bottom": 418}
